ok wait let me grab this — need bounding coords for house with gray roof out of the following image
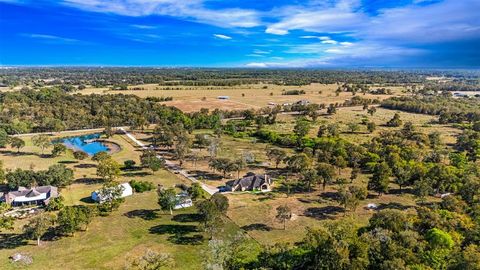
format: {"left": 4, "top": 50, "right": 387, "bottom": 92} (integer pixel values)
{"left": 1, "top": 186, "right": 59, "bottom": 207}
{"left": 226, "top": 172, "right": 272, "bottom": 192}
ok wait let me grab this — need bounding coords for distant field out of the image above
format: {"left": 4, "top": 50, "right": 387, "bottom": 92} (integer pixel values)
{"left": 81, "top": 83, "right": 405, "bottom": 112}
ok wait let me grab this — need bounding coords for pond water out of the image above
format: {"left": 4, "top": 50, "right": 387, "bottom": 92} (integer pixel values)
{"left": 59, "top": 133, "right": 110, "bottom": 155}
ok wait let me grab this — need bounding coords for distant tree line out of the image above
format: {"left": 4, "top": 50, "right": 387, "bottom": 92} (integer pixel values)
{"left": 381, "top": 96, "right": 480, "bottom": 123}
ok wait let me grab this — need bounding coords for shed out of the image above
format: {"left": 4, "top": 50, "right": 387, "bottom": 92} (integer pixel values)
{"left": 91, "top": 183, "right": 133, "bottom": 203}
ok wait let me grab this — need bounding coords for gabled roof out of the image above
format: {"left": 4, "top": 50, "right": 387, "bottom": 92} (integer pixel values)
{"left": 26, "top": 189, "right": 41, "bottom": 198}
{"left": 5, "top": 186, "right": 58, "bottom": 204}
{"left": 227, "top": 173, "right": 271, "bottom": 190}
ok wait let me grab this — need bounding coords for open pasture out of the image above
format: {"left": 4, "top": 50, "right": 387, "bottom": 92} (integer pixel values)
{"left": 81, "top": 83, "right": 406, "bottom": 112}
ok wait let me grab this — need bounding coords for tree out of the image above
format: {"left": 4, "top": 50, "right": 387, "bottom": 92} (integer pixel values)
{"left": 197, "top": 199, "right": 223, "bottom": 239}
{"left": 0, "top": 128, "right": 8, "bottom": 148}
{"left": 157, "top": 188, "right": 177, "bottom": 215}
{"left": 333, "top": 156, "right": 347, "bottom": 175}
{"left": 45, "top": 196, "right": 65, "bottom": 211}
{"left": 285, "top": 153, "right": 312, "bottom": 173}
{"left": 140, "top": 150, "right": 164, "bottom": 174}
{"left": 73, "top": 150, "right": 88, "bottom": 160}
{"left": 188, "top": 183, "right": 206, "bottom": 201}
{"left": 6, "top": 168, "right": 37, "bottom": 189}
{"left": 232, "top": 158, "right": 246, "bottom": 179}
{"left": 41, "top": 164, "right": 74, "bottom": 187}
{"left": 57, "top": 205, "right": 95, "bottom": 235}
{"left": 350, "top": 167, "right": 360, "bottom": 183}
{"left": 174, "top": 136, "right": 191, "bottom": 166}
{"left": 386, "top": 113, "right": 402, "bottom": 127}
{"left": 92, "top": 151, "right": 110, "bottom": 162}
{"left": 9, "top": 137, "right": 25, "bottom": 153}
{"left": 293, "top": 118, "right": 311, "bottom": 138}
{"left": 276, "top": 205, "right": 292, "bottom": 230}
{"left": 336, "top": 185, "right": 368, "bottom": 213}
{"left": 0, "top": 160, "right": 5, "bottom": 183}
{"left": 126, "top": 249, "right": 173, "bottom": 270}
{"left": 123, "top": 159, "right": 136, "bottom": 170}
{"left": 368, "top": 162, "right": 391, "bottom": 195}
{"left": 96, "top": 157, "right": 121, "bottom": 182}
{"left": 347, "top": 122, "right": 360, "bottom": 133}
{"left": 266, "top": 148, "right": 287, "bottom": 168}
{"left": 367, "top": 122, "right": 376, "bottom": 133}
{"left": 367, "top": 107, "right": 377, "bottom": 116}
{"left": 209, "top": 158, "right": 235, "bottom": 178}
{"left": 317, "top": 162, "right": 336, "bottom": 190}
{"left": 301, "top": 169, "right": 319, "bottom": 192}
{"left": 32, "top": 134, "right": 51, "bottom": 155}
{"left": 197, "top": 194, "right": 229, "bottom": 239}
{"left": 51, "top": 143, "right": 67, "bottom": 157}
{"left": 23, "top": 212, "right": 54, "bottom": 246}
{"left": 0, "top": 202, "right": 14, "bottom": 231}
{"left": 327, "top": 104, "right": 337, "bottom": 114}
{"left": 210, "top": 193, "right": 229, "bottom": 214}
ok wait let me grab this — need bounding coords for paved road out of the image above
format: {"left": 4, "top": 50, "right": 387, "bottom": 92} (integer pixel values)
{"left": 119, "top": 127, "right": 219, "bottom": 195}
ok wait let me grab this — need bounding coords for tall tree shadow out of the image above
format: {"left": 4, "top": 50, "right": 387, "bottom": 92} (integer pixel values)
{"left": 172, "top": 213, "right": 202, "bottom": 223}
{"left": 149, "top": 224, "right": 203, "bottom": 245}
{"left": 241, "top": 223, "right": 273, "bottom": 232}
{"left": 0, "top": 233, "right": 28, "bottom": 249}
{"left": 304, "top": 206, "right": 345, "bottom": 220}
{"left": 124, "top": 209, "right": 159, "bottom": 220}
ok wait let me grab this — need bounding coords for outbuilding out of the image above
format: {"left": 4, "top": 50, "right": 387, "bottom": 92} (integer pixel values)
{"left": 91, "top": 182, "right": 133, "bottom": 203}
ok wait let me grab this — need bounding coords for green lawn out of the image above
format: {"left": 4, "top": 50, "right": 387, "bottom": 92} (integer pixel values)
{"left": 0, "top": 132, "right": 244, "bottom": 269}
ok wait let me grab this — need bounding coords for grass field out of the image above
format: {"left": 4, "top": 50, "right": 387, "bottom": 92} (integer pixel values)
{"left": 80, "top": 83, "right": 405, "bottom": 112}
{"left": 270, "top": 106, "right": 460, "bottom": 145}
{"left": 0, "top": 132, "right": 243, "bottom": 269}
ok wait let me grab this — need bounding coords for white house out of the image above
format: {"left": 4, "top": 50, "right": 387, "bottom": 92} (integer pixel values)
{"left": 1, "top": 186, "right": 59, "bottom": 207}
{"left": 91, "top": 182, "right": 133, "bottom": 203}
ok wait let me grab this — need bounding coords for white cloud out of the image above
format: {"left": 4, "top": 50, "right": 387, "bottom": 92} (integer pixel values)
{"left": 321, "top": 39, "right": 338, "bottom": 44}
{"left": 265, "top": 28, "right": 288, "bottom": 35}
{"left": 267, "top": 0, "right": 480, "bottom": 44}
{"left": 253, "top": 49, "right": 271, "bottom": 54}
{"left": 20, "top": 33, "right": 80, "bottom": 44}
{"left": 62, "top": 0, "right": 261, "bottom": 28}
{"left": 340, "top": 42, "right": 354, "bottom": 46}
{"left": 266, "top": 0, "right": 365, "bottom": 35}
{"left": 131, "top": 24, "right": 156, "bottom": 29}
{"left": 213, "top": 34, "right": 232, "bottom": 40}
{"left": 245, "top": 62, "right": 268, "bottom": 68}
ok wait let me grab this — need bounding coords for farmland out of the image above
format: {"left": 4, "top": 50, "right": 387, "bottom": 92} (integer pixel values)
{"left": 80, "top": 83, "right": 404, "bottom": 112}
{"left": 0, "top": 69, "right": 479, "bottom": 269}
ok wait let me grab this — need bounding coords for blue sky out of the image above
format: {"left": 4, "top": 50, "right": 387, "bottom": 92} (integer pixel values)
{"left": 0, "top": 0, "right": 479, "bottom": 68}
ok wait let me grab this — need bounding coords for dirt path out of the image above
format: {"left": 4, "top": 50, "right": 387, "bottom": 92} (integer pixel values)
{"left": 119, "top": 127, "right": 219, "bottom": 195}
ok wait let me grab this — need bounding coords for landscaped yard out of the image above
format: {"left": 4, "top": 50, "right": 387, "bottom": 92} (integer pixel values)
{"left": 0, "top": 132, "right": 243, "bottom": 269}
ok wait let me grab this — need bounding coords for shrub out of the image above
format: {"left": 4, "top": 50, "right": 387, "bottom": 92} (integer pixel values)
{"left": 73, "top": 151, "right": 88, "bottom": 160}
{"left": 124, "top": 160, "right": 136, "bottom": 170}
{"left": 130, "top": 180, "right": 155, "bottom": 193}
{"left": 45, "top": 196, "right": 65, "bottom": 211}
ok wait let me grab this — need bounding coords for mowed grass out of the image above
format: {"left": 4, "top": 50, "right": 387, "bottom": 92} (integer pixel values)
{"left": 0, "top": 132, "right": 243, "bottom": 269}
{"left": 81, "top": 83, "right": 405, "bottom": 112}
{"left": 0, "top": 192, "right": 210, "bottom": 270}
{"left": 226, "top": 183, "right": 420, "bottom": 245}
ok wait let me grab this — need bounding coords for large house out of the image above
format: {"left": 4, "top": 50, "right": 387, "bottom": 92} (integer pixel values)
{"left": 1, "top": 186, "right": 59, "bottom": 207}
{"left": 226, "top": 173, "right": 272, "bottom": 192}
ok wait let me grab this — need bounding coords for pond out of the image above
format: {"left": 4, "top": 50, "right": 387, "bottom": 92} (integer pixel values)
{"left": 59, "top": 133, "right": 110, "bottom": 155}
